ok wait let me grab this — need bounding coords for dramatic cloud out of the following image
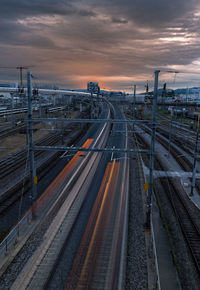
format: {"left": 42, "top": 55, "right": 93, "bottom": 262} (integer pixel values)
{"left": 90, "top": 0, "right": 199, "bottom": 27}
{"left": 1, "top": 0, "right": 200, "bottom": 91}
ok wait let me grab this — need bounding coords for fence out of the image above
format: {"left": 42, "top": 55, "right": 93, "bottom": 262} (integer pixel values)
{"left": 0, "top": 208, "right": 33, "bottom": 257}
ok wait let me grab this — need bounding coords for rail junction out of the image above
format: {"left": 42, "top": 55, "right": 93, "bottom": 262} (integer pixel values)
{"left": 0, "top": 71, "right": 200, "bottom": 289}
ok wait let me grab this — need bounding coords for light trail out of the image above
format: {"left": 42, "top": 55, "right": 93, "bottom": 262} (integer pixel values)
{"left": 66, "top": 160, "right": 120, "bottom": 288}
{"left": 33, "top": 138, "right": 94, "bottom": 215}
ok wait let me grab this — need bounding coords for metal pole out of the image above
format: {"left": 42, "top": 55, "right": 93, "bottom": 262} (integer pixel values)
{"left": 174, "top": 102, "right": 177, "bottom": 136}
{"left": 168, "top": 113, "right": 173, "bottom": 157}
{"left": 90, "top": 91, "right": 94, "bottom": 118}
{"left": 27, "top": 72, "right": 37, "bottom": 205}
{"left": 20, "top": 67, "right": 23, "bottom": 89}
{"left": 146, "top": 70, "right": 160, "bottom": 227}
{"left": 191, "top": 115, "right": 200, "bottom": 195}
{"left": 133, "top": 85, "right": 136, "bottom": 131}
{"left": 11, "top": 93, "right": 15, "bottom": 128}
{"left": 80, "top": 103, "right": 83, "bottom": 113}
{"left": 39, "top": 95, "right": 42, "bottom": 118}
{"left": 133, "top": 84, "right": 136, "bottom": 118}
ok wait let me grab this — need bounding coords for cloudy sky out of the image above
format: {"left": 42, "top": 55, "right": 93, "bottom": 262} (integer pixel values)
{"left": 1, "top": 0, "right": 200, "bottom": 92}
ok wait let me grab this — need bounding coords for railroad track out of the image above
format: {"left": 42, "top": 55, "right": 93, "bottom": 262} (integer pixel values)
{"left": 156, "top": 125, "right": 195, "bottom": 152}
{"left": 0, "top": 119, "right": 86, "bottom": 180}
{"left": 0, "top": 110, "right": 91, "bottom": 180}
{"left": 0, "top": 123, "right": 90, "bottom": 216}
{"left": 161, "top": 178, "right": 200, "bottom": 275}
{"left": 9, "top": 107, "right": 112, "bottom": 289}
{"left": 137, "top": 123, "right": 200, "bottom": 197}
{"left": 157, "top": 114, "right": 191, "bottom": 130}
{"left": 0, "top": 132, "right": 61, "bottom": 179}
{"left": 4, "top": 104, "right": 129, "bottom": 290}
{"left": 63, "top": 106, "right": 129, "bottom": 289}
{"left": 0, "top": 123, "right": 26, "bottom": 140}
{"left": 135, "top": 123, "right": 200, "bottom": 280}
{"left": 140, "top": 123, "right": 200, "bottom": 197}
{"left": 138, "top": 124, "right": 192, "bottom": 171}
{"left": 142, "top": 113, "right": 197, "bottom": 152}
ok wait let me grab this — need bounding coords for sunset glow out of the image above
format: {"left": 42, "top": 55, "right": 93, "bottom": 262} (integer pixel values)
{"left": 1, "top": 1, "right": 200, "bottom": 92}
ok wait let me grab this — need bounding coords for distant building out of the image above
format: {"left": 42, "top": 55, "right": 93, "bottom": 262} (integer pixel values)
{"left": 10, "top": 82, "right": 18, "bottom": 88}
{"left": 0, "top": 83, "right": 10, "bottom": 87}
{"left": 87, "top": 82, "right": 100, "bottom": 94}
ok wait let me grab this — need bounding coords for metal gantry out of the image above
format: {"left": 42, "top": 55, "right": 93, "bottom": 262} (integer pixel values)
{"left": 27, "top": 118, "right": 156, "bottom": 125}
{"left": 26, "top": 71, "right": 154, "bottom": 209}
{"left": 33, "top": 145, "right": 149, "bottom": 154}
{"left": 26, "top": 71, "right": 163, "bottom": 230}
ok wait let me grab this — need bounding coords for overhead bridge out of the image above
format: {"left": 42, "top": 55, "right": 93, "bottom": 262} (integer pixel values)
{"left": 0, "top": 87, "right": 98, "bottom": 97}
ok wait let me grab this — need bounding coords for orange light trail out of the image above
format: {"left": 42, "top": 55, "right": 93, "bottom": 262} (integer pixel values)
{"left": 66, "top": 160, "right": 120, "bottom": 288}
{"left": 33, "top": 138, "right": 94, "bottom": 215}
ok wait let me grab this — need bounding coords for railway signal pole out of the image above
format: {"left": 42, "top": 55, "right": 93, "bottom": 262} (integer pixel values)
{"left": 132, "top": 85, "right": 136, "bottom": 131}
{"left": 133, "top": 84, "right": 136, "bottom": 118}
{"left": 168, "top": 114, "right": 173, "bottom": 157}
{"left": 17, "top": 66, "right": 29, "bottom": 95}
{"left": 27, "top": 72, "right": 37, "bottom": 206}
{"left": 191, "top": 115, "right": 200, "bottom": 195}
{"left": 11, "top": 92, "right": 15, "bottom": 128}
{"left": 146, "top": 70, "right": 160, "bottom": 228}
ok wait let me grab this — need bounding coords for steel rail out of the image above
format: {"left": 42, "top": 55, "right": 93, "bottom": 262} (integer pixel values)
{"left": 111, "top": 121, "right": 129, "bottom": 290}
{"left": 173, "top": 182, "right": 200, "bottom": 272}
{"left": 0, "top": 124, "right": 26, "bottom": 140}
{"left": 160, "top": 178, "right": 200, "bottom": 277}
{"left": 65, "top": 108, "right": 130, "bottom": 289}
{"left": 9, "top": 107, "right": 111, "bottom": 289}
{"left": 139, "top": 123, "right": 200, "bottom": 195}
{"left": 138, "top": 125, "right": 200, "bottom": 278}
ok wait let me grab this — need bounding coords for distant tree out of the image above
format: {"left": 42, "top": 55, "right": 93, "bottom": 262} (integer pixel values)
{"left": 166, "top": 90, "right": 175, "bottom": 97}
